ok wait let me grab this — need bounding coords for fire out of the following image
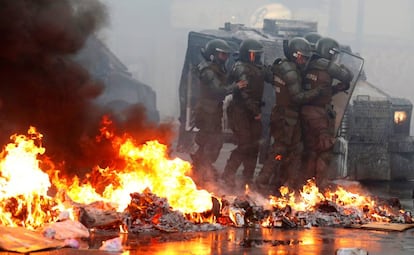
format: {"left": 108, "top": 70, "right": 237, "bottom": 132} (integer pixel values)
{"left": 269, "top": 179, "right": 377, "bottom": 212}
{"left": 0, "top": 118, "right": 213, "bottom": 229}
{"left": 394, "top": 111, "right": 407, "bottom": 124}
{"left": 52, "top": 117, "right": 213, "bottom": 215}
{"left": 0, "top": 119, "right": 409, "bottom": 231}
{"left": 265, "top": 179, "right": 397, "bottom": 225}
{"left": 102, "top": 139, "right": 213, "bottom": 214}
{"left": 0, "top": 127, "right": 56, "bottom": 229}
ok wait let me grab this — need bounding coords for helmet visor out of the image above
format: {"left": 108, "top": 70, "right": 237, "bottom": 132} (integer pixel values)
{"left": 249, "top": 50, "right": 264, "bottom": 65}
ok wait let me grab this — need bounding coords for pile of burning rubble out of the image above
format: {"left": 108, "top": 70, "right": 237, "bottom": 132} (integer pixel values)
{"left": 120, "top": 180, "right": 413, "bottom": 232}
{"left": 73, "top": 178, "right": 413, "bottom": 234}
{"left": 0, "top": 123, "right": 412, "bottom": 239}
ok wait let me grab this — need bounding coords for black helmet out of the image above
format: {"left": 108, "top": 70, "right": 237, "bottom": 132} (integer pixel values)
{"left": 285, "top": 37, "right": 312, "bottom": 64}
{"left": 201, "top": 39, "right": 231, "bottom": 62}
{"left": 304, "top": 32, "right": 322, "bottom": 49}
{"left": 239, "top": 39, "right": 264, "bottom": 64}
{"left": 315, "top": 37, "right": 339, "bottom": 60}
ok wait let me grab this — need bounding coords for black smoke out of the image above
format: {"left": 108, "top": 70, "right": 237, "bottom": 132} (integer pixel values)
{"left": 0, "top": 0, "right": 173, "bottom": 176}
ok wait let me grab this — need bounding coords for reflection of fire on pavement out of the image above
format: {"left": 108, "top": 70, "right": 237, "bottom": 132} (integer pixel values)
{"left": 0, "top": 117, "right": 413, "bottom": 240}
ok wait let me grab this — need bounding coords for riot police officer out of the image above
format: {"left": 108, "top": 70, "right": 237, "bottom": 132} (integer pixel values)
{"left": 192, "top": 38, "right": 246, "bottom": 183}
{"left": 221, "top": 39, "right": 273, "bottom": 187}
{"left": 256, "top": 37, "right": 326, "bottom": 193}
{"left": 300, "top": 37, "right": 353, "bottom": 188}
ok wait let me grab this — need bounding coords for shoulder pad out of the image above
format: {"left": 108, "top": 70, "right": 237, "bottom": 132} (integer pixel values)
{"left": 274, "top": 59, "right": 297, "bottom": 75}
{"left": 328, "top": 63, "right": 354, "bottom": 83}
{"left": 232, "top": 61, "right": 244, "bottom": 69}
{"left": 199, "top": 66, "right": 217, "bottom": 82}
{"left": 231, "top": 61, "right": 247, "bottom": 73}
{"left": 308, "top": 58, "right": 329, "bottom": 70}
{"left": 284, "top": 68, "right": 301, "bottom": 85}
{"left": 197, "top": 60, "right": 209, "bottom": 72}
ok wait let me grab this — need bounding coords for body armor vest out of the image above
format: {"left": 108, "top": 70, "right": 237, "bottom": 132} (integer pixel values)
{"left": 198, "top": 61, "right": 228, "bottom": 102}
{"left": 230, "top": 62, "right": 265, "bottom": 116}
{"left": 273, "top": 59, "right": 301, "bottom": 109}
{"left": 304, "top": 69, "right": 332, "bottom": 106}
{"left": 304, "top": 58, "right": 334, "bottom": 106}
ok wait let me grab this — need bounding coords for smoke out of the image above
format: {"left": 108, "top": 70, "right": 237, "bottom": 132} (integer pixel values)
{"left": 0, "top": 0, "right": 174, "bottom": 175}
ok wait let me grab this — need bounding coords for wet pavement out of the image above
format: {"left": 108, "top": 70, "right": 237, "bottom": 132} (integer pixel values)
{"left": 2, "top": 226, "right": 414, "bottom": 255}
{"left": 118, "top": 227, "right": 414, "bottom": 255}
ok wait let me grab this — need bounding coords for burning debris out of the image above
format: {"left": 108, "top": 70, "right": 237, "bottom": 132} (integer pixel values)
{"left": 0, "top": 126, "right": 413, "bottom": 235}
{"left": 124, "top": 189, "right": 223, "bottom": 233}
{"left": 0, "top": 124, "right": 219, "bottom": 232}
{"left": 0, "top": 124, "right": 413, "bottom": 254}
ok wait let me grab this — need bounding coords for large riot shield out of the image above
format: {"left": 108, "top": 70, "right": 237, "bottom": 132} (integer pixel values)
{"left": 331, "top": 50, "right": 364, "bottom": 136}
{"left": 176, "top": 32, "right": 241, "bottom": 153}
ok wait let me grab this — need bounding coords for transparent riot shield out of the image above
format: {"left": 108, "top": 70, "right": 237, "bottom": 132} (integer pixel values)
{"left": 331, "top": 50, "right": 365, "bottom": 136}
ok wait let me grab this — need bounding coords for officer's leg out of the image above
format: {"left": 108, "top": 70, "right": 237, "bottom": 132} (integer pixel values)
{"left": 313, "top": 116, "right": 336, "bottom": 189}
{"left": 241, "top": 146, "right": 258, "bottom": 186}
{"left": 282, "top": 146, "right": 304, "bottom": 191}
{"left": 202, "top": 132, "right": 223, "bottom": 181}
{"left": 221, "top": 147, "right": 243, "bottom": 186}
{"left": 222, "top": 111, "right": 250, "bottom": 186}
{"left": 315, "top": 150, "right": 334, "bottom": 189}
{"left": 241, "top": 120, "right": 262, "bottom": 184}
{"left": 256, "top": 147, "right": 282, "bottom": 185}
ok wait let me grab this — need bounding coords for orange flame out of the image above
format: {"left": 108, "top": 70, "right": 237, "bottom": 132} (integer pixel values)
{"left": 0, "top": 127, "right": 56, "bottom": 229}
{"left": 275, "top": 154, "right": 282, "bottom": 161}
{"left": 0, "top": 118, "right": 214, "bottom": 229}
{"left": 52, "top": 117, "right": 213, "bottom": 215}
{"left": 269, "top": 179, "right": 378, "bottom": 212}
{"left": 0, "top": 118, "right": 407, "bottom": 230}
{"left": 265, "top": 179, "right": 396, "bottom": 224}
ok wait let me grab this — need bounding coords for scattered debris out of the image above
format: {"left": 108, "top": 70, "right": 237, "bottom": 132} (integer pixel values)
{"left": 124, "top": 188, "right": 223, "bottom": 233}
{"left": 240, "top": 238, "right": 302, "bottom": 248}
{"left": 63, "top": 238, "right": 80, "bottom": 249}
{"left": 336, "top": 248, "right": 368, "bottom": 255}
{"left": 352, "top": 222, "right": 414, "bottom": 232}
{"left": 41, "top": 219, "right": 90, "bottom": 240}
{"left": 75, "top": 201, "right": 122, "bottom": 230}
{"left": 0, "top": 226, "right": 63, "bottom": 253}
{"left": 99, "top": 237, "right": 123, "bottom": 252}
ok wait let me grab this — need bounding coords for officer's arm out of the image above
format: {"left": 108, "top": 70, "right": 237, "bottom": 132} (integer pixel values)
{"left": 239, "top": 81, "right": 262, "bottom": 117}
{"left": 243, "top": 86, "right": 262, "bottom": 117}
{"left": 200, "top": 68, "right": 237, "bottom": 95}
{"left": 233, "top": 65, "right": 261, "bottom": 117}
{"left": 327, "top": 62, "right": 353, "bottom": 83}
{"left": 328, "top": 62, "right": 354, "bottom": 94}
{"left": 285, "top": 70, "right": 321, "bottom": 104}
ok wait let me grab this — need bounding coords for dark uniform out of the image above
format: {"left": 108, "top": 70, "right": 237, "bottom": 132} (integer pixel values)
{"left": 222, "top": 39, "right": 272, "bottom": 187}
{"left": 300, "top": 37, "right": 353, "bottom": 187}
{"left": 192, "top": 39, "right": 238, "bottom": 183}
{"left": 256, "top": 37, "right": 324, "bottom": 193}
